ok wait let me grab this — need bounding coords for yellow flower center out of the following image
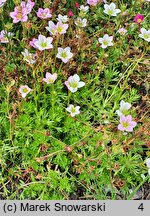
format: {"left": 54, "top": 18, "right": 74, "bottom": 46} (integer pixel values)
{"left": 61, "top": 52, "right": 67, "bottom": 58}
{"left": 22, "top": 88, "right": 28, "bottom": 93}
{"left": 17, "top": 13, "right": 22, "bottom": 19}
{"left": 69, "top": 81, "right": 78, "bottom": 88}
{"left": 122, "top": 121, "right": 129, "bottom": 128}
{"left": 41, "top": 42, "right": 47, "bottom": 48}
{"left": 144, "top": 33, "right": 149, "bottom": 39}
{"left": 108, "top": 9, "right": 113, "bottom": 15}
{"left": 71, "top": 107, "right": 76, "bottom": 113}
{"left": 56, "top": 26, "right": 63, "bottom": 33}
{"left": 48, "top": 78, "right": 54, "bottom": 84}
{"left": 103, "top": 40, "right": 109, "bottom": 46}
{"left": 137, "top": 18, "right": 142, "bottom": 23}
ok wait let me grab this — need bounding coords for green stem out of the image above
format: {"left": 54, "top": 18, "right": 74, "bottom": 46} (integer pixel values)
{"left": 68, "top": 91, "right": 71, "bottom": 105}
{"left": 58, "top": 62, "right": 63, "bottom": 74}
{"left": 51, "top": 84, "right": 55, "bottom": 117}
{"left": 127, "top": 175, "right": 149, "bottom": 200}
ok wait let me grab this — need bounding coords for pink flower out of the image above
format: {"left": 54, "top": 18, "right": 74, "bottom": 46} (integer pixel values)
{"left": 118, "top": 115, "right": 137, "bottom": 132}
{"left": 87, "top": 0, "right": 100, "bottom": 6}
{"left": 29, "top": 38, "right": 38, "bottom": 48}
{"left": 46, "top": 21, "right": 68, "bottom": 35}
{"left": 43, "top": 72, "right": 57, "bottom": 84}
{"left": 21, "top": 0, "right": 35, "bottom": 14}
{"left": 68, "top": 10, "right": 74, "bottom": 17}
{"left": 134, "top": 14, "right": 144, "bottom": 24}
{"left": 10, "top": 6, "right": 28, "bottom": 23}
{"left": 117, "top": 27, "right": 127, "bottom": 35}
{"left": 19, "top": 85, "right": 32, "bottom": 98}
{"left": 10, "top": 0, "right": 35, "bottom": 23}
{"left": 75, "top": 2, "right": 79, "bottom": 8}
{"left": 37, "top": 8, "right": 52, "bottom": 19}
{"left": 55, "top": 22, "right": 68, "bottom": 34}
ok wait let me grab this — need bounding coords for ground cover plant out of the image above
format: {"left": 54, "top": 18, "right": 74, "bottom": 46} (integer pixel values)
{"left": 0, "top": 0, "right": 150, "bottom": 200}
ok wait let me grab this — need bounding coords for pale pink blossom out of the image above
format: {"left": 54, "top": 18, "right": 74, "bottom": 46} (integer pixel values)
{"left": 118, "top": 115, "right": 137, "bottom": 132}
{"left": 37, "top": 8, "right": 52, "bottom": 19}
{"left": 21, "top": 0, "right": 35, "bottom": 14}
{"left": 10, "top": 6, "right": 28, "bottom": 23}
{"left": 29, "top": 38, "right": 38, "bottom": 48}
{"left": 46, "top": 21, "right": 68, "bottom": 35}
{"left": 117, "top": 27, "right": 127, "bottom": 35}
{"left": 10, "top": 0, "right": 35, "bottom": 23}
{"left": 55, "top": 22, "right": 68, "bottom": 34}
{"left": 65, "top": 74, "right": 85, "bottom": 93}
{"left": 43, "top": 73, "right": 57, "bottom": 84}
{"left": 19, "top": 85, "right": 32, "bottom": 98}
{"left": 45, "top": 21, "right": 56, "bottom": 35}
{"left": 87, "top": 0, "right": 100, "bottom": 6}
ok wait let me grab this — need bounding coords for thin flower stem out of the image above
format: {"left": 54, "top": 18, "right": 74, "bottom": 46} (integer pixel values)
{"left": 51, "top": 84, "right": 55, "bottom": 117}
{"left": 58, "top": 62, "right": 63, "bottom": 74}
{"left": 68, "top": 91, "right": 71, "bottom": 105}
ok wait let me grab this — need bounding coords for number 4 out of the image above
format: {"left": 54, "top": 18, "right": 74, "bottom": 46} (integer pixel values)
{"left": 138, "top": 203, "right": 144, "bottom": 211}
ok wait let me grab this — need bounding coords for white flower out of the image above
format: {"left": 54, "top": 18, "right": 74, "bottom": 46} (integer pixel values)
{"left": 21, "top": 49, "right": 36, "bottom": 64}
{"left": 146, "top": 158, "right": 150, "bottom": 176}
{"left": 56, "top": 47, "right": 73, "bottom": 63}
{"left": 65, "top": 74, "right": 85, "bottom": 93}
{"left": 79, "top": 5, "right": 89, "bottom": 13}
{"left": 0, "top": 30, "right": 13, "bottom": 43}
{"left": 57, "top": 14, "right": 68, "bottom": 23}
{"left": 139, "top": 28, "right": 150, "bottom": 42}
{"left": 43, "top": 72, "right": 57, "bottom": 84}
{"left": 19, "top": 85, "right": 32, "bottom": 98}
{"left": 146, "top": 158, "right": 150, "bottom": 168}
{"left": 75, "top": 17, "right": 87, "bottom": 27}
{"left": 98, "top": 34, "right": 113, "bottom": 48}
{"left": 104, "top": 3, "right": 121, "bottom": 16}
{"left": 45, "top": 21, "right": 56, "bottom": 35}
{"left": 34, "top": 34, "right": 53, "bottom": 51}
{"left": 0, "top": 0, "right": 6, "bottom": 7}
{"left": 116, "top": 100, "right": 131, "bottom": 116}
{"left": 66, "top": 104, "right": 80, "bottom": 117}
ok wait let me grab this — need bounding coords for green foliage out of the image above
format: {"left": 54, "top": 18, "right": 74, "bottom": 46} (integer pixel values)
{"left": 0, "top": 0, "right": 149, "bottom": 200}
